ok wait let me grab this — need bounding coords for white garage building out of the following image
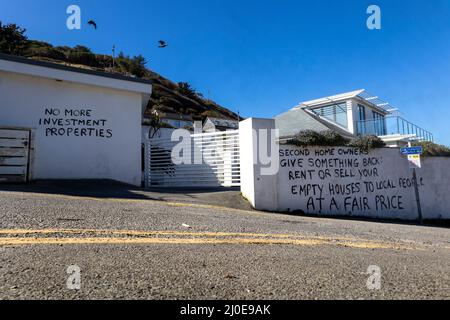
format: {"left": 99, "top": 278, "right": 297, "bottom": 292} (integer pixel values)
{"left": 0, "top": 54, "right": 152, "bottom": 186}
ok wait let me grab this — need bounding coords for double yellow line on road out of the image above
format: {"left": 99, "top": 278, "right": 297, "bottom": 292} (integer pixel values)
{"left": 0, "top": 228, "right": 425, "bottom": 250}
{"left": 0, "top": 192, "right": 442, "bottom": 251}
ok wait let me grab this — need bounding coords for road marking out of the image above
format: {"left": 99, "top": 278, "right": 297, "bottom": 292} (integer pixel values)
{"left": 0, "top": 192, "right": 443, "bottom": 251}
{"left": 0, "top": 228, "right": 404, "bottom": 245}
{"left": 0, "top": 236, "right": 410, "bottom": 249}
{"left": 0, "top": 228, "right": 359, "bottom": 241}
{"left": 0, "top": 228, "right": 426, "bottom": 250}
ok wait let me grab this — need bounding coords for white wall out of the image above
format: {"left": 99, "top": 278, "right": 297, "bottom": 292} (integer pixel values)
{"left": 240, "top": 118, "right": 450, "bottom": 221}
{"left": 240, "top": 118, "right": 278, "bottom": 211}
{"left": 239, "top": 119, "right": 257, "bottom": 205}
{"left": 419, "top": 156, "right": 450, "bottom": 220}
{"left": 277, "top": 146, "right": 417, "bottom": 220}
{"left": 346, "top": 100, "right": 355, "bottom": 134}
{"left": 0, "top": 70, "right": 144, "bottom": 186}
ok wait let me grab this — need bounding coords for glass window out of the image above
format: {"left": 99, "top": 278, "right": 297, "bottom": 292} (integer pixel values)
{"left": 312, "top": 103, "right": 348, "bottom": 129}
{"left": 358, "top": 104, "right": 366, "bottom": 121}
{"left": 372, "top": 111, "right": 386, "bottom": 136}
{"left": 357, "top": 104, "right": 366, "bottom": 135}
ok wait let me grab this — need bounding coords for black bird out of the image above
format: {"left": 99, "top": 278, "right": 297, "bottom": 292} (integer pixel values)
{"left": 158, "top": 40, "right": 168, "bottom": 48}
{"left": 87, "top": 20, "right": 97, "bottom": 29}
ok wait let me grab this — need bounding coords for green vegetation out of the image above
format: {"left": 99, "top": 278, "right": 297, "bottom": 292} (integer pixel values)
{"left": 177, "top": 82, "right": 197, "bottom": 99}
{"left": 287, "top": 130, "right": 350, "bottom": 147}
{"left": 144, "top": 112, "right": 171, "bottom": 139}
{"left": 412, "top": 141, "right": 450, "bottom": 157}
{"left": 347, "top": 135, "right": 387, "bottom": 152}
{"left": 0, "top": 21, "right": 239, "bottom": 122}
{"left": 0, "top": 22, "right": 28, "bottom": 55}
{"left": 116, "top": 52, "right": 148, "bottom": 78}
{"left": 288, "top": 130, "right": 386, "bottom": 152}
{"left": 287, "top": 131, "right": 450, "bottom": 156}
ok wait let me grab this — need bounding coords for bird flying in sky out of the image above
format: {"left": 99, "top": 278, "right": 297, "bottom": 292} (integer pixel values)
{"left": 87, "top": 20, "right": 97, "bottom": 29}
{"left": 158, "top": 40, "right": 168, "bottom": 48}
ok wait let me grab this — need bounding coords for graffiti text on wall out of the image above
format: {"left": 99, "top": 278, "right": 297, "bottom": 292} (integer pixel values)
{"left": 279, "top": 147, "right": 424, "bottom": 215}
{"left": 38, "top": 108, "right": 113, "bottom": 138}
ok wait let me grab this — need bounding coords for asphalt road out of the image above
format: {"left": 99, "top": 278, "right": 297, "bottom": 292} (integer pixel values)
{"left": 0, "top": 184, "right": 449, "bottom": 300}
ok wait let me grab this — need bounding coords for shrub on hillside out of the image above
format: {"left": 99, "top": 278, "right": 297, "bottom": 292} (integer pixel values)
{"left": 288, "top": 130, "right": 350, "bottom": 147}
{"left": 128, "top": 55, "right": 148, "bottom": 78}
{"left": 67, "top": 46, "right": 98, "bottom": 67}
{"left": 347, "top": 135, "right": 386, "bottom": 152}
{"left": 201, "top": 110, "right": 223, "bottom": 119}
{"left": 116, "top": 52, "right": 148, "bottom": 77}
{"left": 26, "top": 43, "right": 67, "bottom": 61}
{"left": 95, "top": 54, "right": 113, "bottom": 69}
{"left": 412, "top": 141, "right": 450, "bottom": 157}
{"left": 288, "top": 131, "right": 386, "bottom": 152}
{"left": 177, "top": 82, "right": 197, "bottom": 99}
{"left": 0, "top": 22, "right": 29, "bottom": 55}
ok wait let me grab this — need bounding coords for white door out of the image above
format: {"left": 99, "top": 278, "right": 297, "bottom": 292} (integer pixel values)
{"left": 0, "top": 128, "right": 31, "bottom": 183}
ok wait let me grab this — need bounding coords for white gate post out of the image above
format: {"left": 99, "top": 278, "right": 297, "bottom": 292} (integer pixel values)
{"left": 239, "top": 118, "right": 279, "bottom": 211}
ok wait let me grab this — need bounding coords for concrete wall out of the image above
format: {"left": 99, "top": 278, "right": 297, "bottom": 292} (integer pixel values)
{"left": 277, "top": 145, "right": 431, "bottom": 220}
{"left": 418, "top": 156, "right": 450, "bottom": 220}
{"left": 240, "top": 118, "right": 450, "bottom": 221}
{"left": 0, "top": 70, "right": 144, "bottom": 186}
{"left": 240, "top": 118, "right": 279, "bottom": 211}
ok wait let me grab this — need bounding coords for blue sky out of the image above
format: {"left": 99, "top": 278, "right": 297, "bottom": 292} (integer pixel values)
{"left": 1, "top": 0, "right": 450, "bottom": 144}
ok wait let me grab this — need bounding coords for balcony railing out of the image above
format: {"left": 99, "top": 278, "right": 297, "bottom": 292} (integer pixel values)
{"left": 356, "top": 116, "right": 433, "bottom": 142}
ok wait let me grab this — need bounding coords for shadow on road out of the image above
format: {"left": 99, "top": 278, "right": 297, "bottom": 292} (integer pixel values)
{"left": 0, "top": 179, "right": 252, "bottom": 210}
{"left": 0, "top": 180, "right": 154, "bottom": 200}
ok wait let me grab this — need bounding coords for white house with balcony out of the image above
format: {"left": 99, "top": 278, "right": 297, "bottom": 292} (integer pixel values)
{"left": 275, "top": 89, "right": 433, "bottom": 147}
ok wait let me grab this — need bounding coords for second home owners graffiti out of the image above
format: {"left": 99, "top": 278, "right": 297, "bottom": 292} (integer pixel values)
{"left": 38, "top": 108, "right": 113, "bottom": 138}
{"left": 278, "top": 146, "right": 424, "bottom": 217}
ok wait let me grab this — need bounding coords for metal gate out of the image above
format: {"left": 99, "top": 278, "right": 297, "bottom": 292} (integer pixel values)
{"left": 0, "top": 128, "right": 31, "bottom": 183}
{"left": 147, "top": 130, "right": 240, "bottom": 188}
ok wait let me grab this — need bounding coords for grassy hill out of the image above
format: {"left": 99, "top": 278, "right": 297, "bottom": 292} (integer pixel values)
{"left": 0, "top": 22, "right": 239, "bottom": 122}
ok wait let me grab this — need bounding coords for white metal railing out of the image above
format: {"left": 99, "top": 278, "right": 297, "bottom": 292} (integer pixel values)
{"left": 146, "top": 130, "right": 240, "bottom": 188}
{"left": 356, "top": 116, "right": 433, "bottom": 142}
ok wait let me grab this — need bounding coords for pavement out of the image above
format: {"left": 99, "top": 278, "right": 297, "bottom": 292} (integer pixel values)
{"left": 0, "top": 181, "right": 449, "bottom": 300}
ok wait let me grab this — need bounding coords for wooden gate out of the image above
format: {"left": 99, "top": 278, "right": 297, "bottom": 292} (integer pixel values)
{"left": 0, "top": 128, "right": 31, "bottom": 183}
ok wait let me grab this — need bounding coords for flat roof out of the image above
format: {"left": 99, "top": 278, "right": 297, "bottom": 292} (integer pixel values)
{"left": 294, "top": 89, "right": 394, "bottom": 115}
{"left": 298, "top": 89, "right": 365, "bottom": 108}
{"left": 0, "top": 53, "right": 152, "bottom": 85}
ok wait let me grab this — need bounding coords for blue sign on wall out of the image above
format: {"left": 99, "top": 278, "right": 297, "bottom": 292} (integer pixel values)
{"left": 400, "top": 146, "right": 423, "bottom": 155}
